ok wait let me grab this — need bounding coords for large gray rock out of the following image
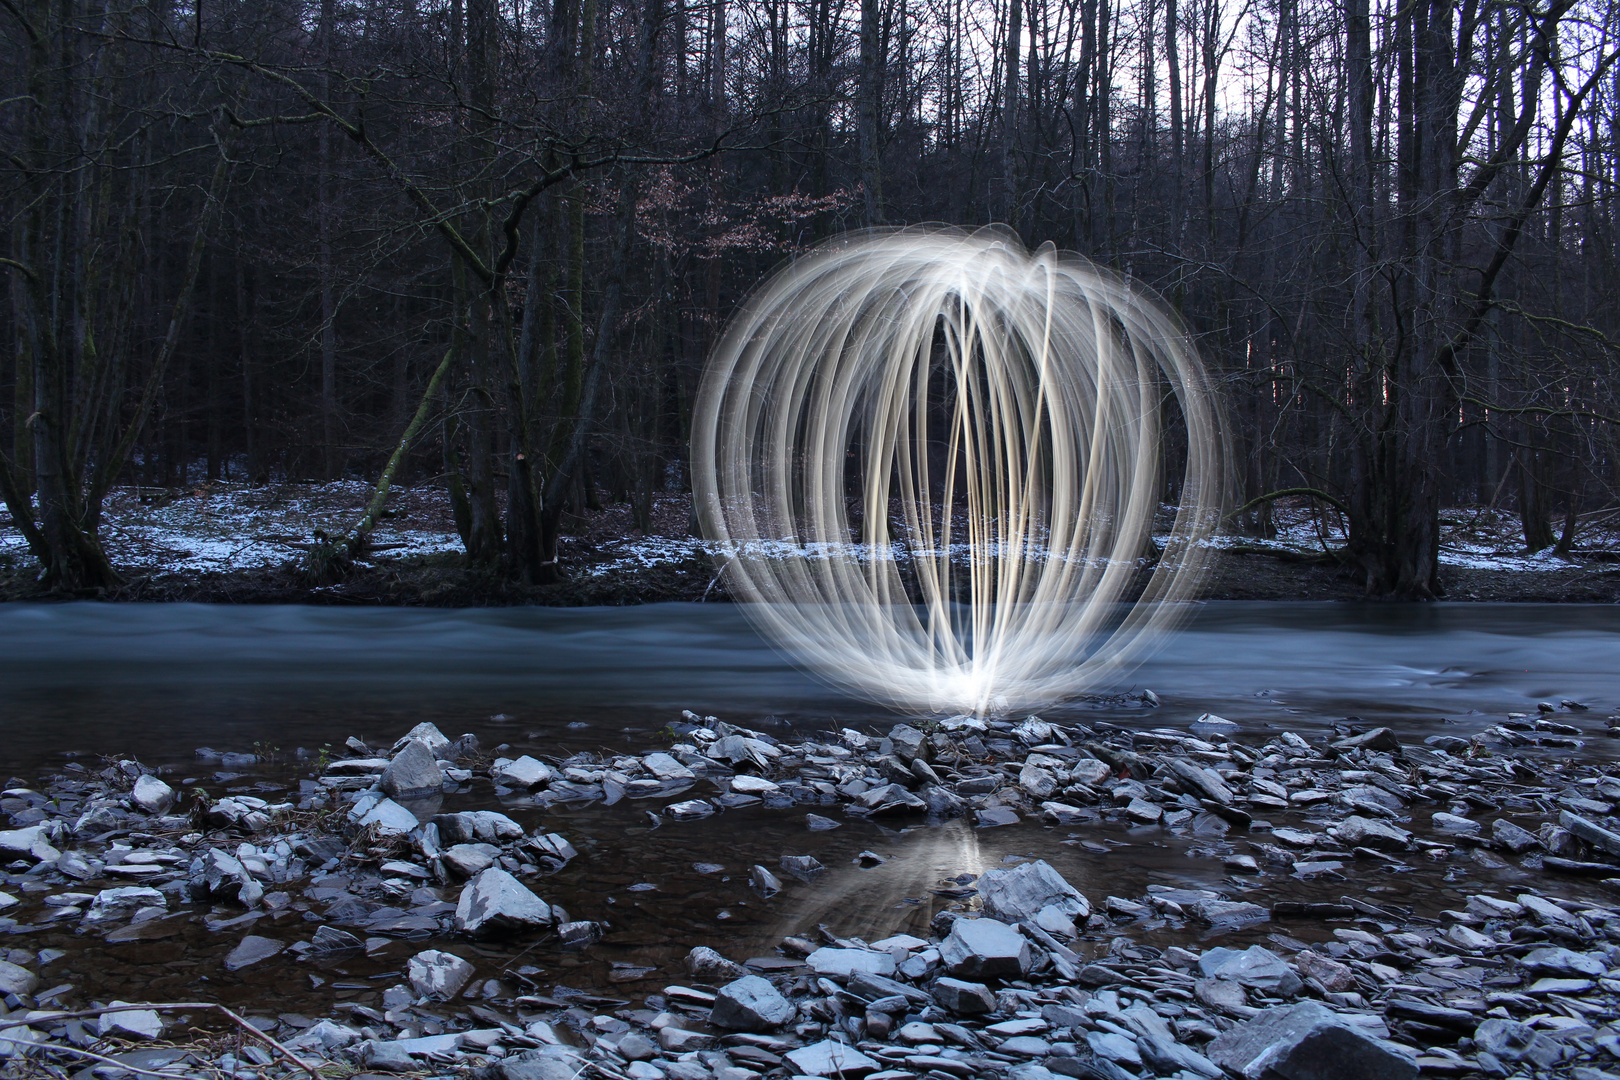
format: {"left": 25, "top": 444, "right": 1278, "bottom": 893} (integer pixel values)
{"left": 130, "top": 775, "right": 175, "bottom": 814}
{"left": 442, "top": 843, "right": 499, "bottom": 879}
{"left": 84, "top": 886, "right": 167, "bottom": 926}
{"left": 1521, "top": 946, "right": 1606, "bottom": 977}
{"left": 848, "top": 970, "right": 932, "bottom": 1007}
{"left": 925, "top": 785, "right": 968, "bottom": 819}
{"left": 380, "top": 740, "right": 445, "bottom": 799}
{"left": 489, "top": 1046, "right": 592, "bottom": 1080}
{"left": 1328, "top": 815, "right": 1411, "bottom": 851}
{"left": 349, "top": 794, "right": 419, "bottom": 836}
{"left": 433, "top": 810, "right": 525, "bottom": 844}
{"left": 1190, "top": 899, "right": 1270, "bottom": 930}
{"left": 0, "top": 958, "right": 38, "bottom": 997}
{"left": 932, "top": 976, "right": 996, "bottom": 1014}
{"left": 1020, "top": 763, "right": 1059, "bottom": 799}
{"left": 1472, "top": 1018, "right": 1562, "bottom": 1068}
{"left": 407, "top": 948, "right": 475, "bottom": 1000}
{"left": 202, "top": 849, "right": 263, "bottom": 906}
{"left": 706, "top": 734, "right": 781, "bottom": 769}
{"left": 1163, "top": 757, "right": 1235, "bottom": 804}
{"left": 709, "top": 974, "right": 795, "bottom": 1031}
{"left": 0, "top": 826, "right": 60, "bottom": 863}
{"left": 98, "top": 1003, "right": 163, "bottom": 1040}
{"left": 1208, "top": 1001, "right": 1416, "bottom": 1080}
{"left": 1331, "top": 727, "right": 1402, "bottom": 753}
{"left": 856, "top": 783, "right": 927, "bottom": 814}
{"left": 979, "top": 859, "right": 1092, "bottom": 924}
{"left": 642, "top": 752, "right": 695, "bottom": 781}
{"left": 285, "top": 1019, "right": 361, "bottom": 1053}
{"left": 455, "top": 868, "right": 554, "bottom": 938}
{"left": 1198, "top": 945, "right": 1302, "bottom": 997}
{"left": 1561, "top": 810, "right": 1620, "bottom": 857}
{"left": 1492, "top": 818, "right": 1542, "bottom": 853}
{"left": 888, "top": 725, "right": 928, "bottom": 762}
{"left": 805, "top": 947, "right": 896, "bottom": 978}
{"left": 1293, "top": 950, "right": 1356, "bottom": 992}
{"left": 785, "top": 1039, "right": 880, "bottom": 1077}
{"left": 941, "top": 917, "right": 1031, "bottom": 979}
{"left": 392, "top": 722, "right": 453, "bottom": 758}
{"left": 490, "top": 756, "right": 557, "bottom": 789}
{"left": 686, "top": 945, "right": 747, "bottom": 981}
{"left": 1120, "top": 1005, "right": 1222, "bottom": 1078}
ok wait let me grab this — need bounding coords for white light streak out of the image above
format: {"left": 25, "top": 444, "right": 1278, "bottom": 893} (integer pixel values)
{"left": 692, "top": 228, "right": 1228, "bottom": 716}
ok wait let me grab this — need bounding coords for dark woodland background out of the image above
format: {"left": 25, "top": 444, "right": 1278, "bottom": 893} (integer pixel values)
{"left": 3, "top": 0, "right": 1619, "bottom": 597}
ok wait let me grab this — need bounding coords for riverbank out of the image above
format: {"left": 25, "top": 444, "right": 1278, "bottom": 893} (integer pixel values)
{"left": 5, "top": 705, "right": 1620, "bottom": 1078}
{"left": 2, "top": 483, "right": 1618, "bottom": 604}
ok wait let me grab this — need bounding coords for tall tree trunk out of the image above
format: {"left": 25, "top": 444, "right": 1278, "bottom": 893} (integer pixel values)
{"left": 857, "top": 0, "right": 885, "bottom": 224}
{"left": 1000, "top": 0, "right": 1022, "bottom": 224}
{"left": 318, "top": 0, "right": 340, "bottom": 480}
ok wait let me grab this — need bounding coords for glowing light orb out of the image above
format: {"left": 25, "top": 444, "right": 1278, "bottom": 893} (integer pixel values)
{"left": 692, "top": 229, "right": 1227, "bottom": 715}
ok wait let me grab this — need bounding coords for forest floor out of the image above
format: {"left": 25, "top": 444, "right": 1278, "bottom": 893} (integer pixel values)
{"left": 1, "top": 481, "right": 1618, "bottom": 604}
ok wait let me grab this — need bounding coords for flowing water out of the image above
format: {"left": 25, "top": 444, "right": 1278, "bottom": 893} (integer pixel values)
{"left": 1, "top": 600, "right": 1618, "bottom": 1015}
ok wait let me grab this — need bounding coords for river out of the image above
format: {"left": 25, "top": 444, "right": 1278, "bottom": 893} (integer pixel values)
{"left": 1, "top": 600, "right": 1616, "bottom": 1012}
{"left": 0, "top": 600, "right": 1616, "bottom": 769}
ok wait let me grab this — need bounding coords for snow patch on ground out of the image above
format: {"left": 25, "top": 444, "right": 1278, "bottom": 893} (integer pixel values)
{"left": 1, "top": 484, "right": 1612, "bottom": 578}
{"left": 0, "top": 481, "right": 464, "bottom": 576}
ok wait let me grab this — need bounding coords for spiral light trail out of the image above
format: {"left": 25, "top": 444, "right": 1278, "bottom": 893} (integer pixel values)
{"left": 692, "top": 229, "right": 1227, "bottom": 716}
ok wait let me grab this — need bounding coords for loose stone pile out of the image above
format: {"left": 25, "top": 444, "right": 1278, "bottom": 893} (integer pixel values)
{"left": 3, "top": 702, "right": 1620, "bottom": 1079}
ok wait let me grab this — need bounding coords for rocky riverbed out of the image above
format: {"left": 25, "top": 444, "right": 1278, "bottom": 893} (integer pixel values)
{"left": 5, "top": 704, "right": 1620, "bottom": 1079}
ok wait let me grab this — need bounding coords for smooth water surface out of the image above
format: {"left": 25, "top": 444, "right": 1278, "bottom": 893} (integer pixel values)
{"left": 0, "top": 600, "right": 1616, "bottom": 770}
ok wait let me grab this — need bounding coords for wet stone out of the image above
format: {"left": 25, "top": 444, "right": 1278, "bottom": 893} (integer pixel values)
{"left": 686, "top": 945, "right": 747, "bottom": 981}
{"left": 1328, "top": 815, "right": 1411, "bottom": 851}
{"left": 978, "top": 859, "right": 1092, "bottom": 924}
{"left": 130, "top": 774, "right": 175, "bottom": 814}
{"left": 223, "top": 934, "right": 284, "bottom": 971}
{"left": 407, "top": 948, "right": 474, "bottom": 1000}
{"left": 454, "top": 867, "right": 553, "bottom": 938}
{"left": 490, "top": 755, "right": 557, "bottom": 789}
{"left": 785, "top": 1039, "right": 879, "bottom": 1077}
{"left": 976, "top": 806, "right": 1021, "bottom": 827}
{"left": 749, "top": 864, "right": 783, "bottom": 896}
{"left": 1210, "top": 1001, "right": 1417, "bottom": 1080}
{"left": 1198, "top": 945, "right": 1302, "bottom": 996}
{"left": 709, "top": 974, "right": 795, "bottom": 1031}
{"left": 1474, "top": 1018, "right": 1563, "bottom": 1067}
{"left": 1522, "top": 945, "right": 1607, "bottom": 977}
{"left": 1493, "top": 818, "right": 1542, "bottom": 853}
{"left": 780, "top": 854, "right": 824, "bottom": 881}
{"left": 941, "top": 917, "right": 1031, "bottom": 979}
{"left": 931, "top": 976, "right": 996, "bottom": 1014}
{"left": 0, "top": 958, "right": 38, "bottom": 996}
{"left": 310, "top": 925, "right": 364, "bottom": 954}
{"left": 805, "top": 947, "right": 896, "bottom": 978}
{"left": 443, "top": 842, "right": 499, "bottom": 879}
{"left": 1293, "top": 949, "right": 1355, "bottom": 992}
{"left": 1190, "top": 898, "right": 1270, "bottom": 930}
{"left": 349, "top": 794, "right": 419, "bottom": 836}
{"left": 379, "top": 739, "right": 445, "bottom": 799}
{"left": 1431, "top": 811, "right": 1480, "bottom": 834}
{"left": 98, "top": 1002, "right": 164, "bottom": 1041}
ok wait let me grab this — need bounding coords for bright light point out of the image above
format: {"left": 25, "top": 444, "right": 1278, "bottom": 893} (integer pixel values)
{"left": 692, "top": 228, "right": 1227, "bottom": 716}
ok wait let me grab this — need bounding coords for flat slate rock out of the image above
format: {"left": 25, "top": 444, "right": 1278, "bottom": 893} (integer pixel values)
{"left": 224, "top": 934, "right": 285, "bottom": 971}
{"left": 1209, "top": 1001, "right": 1416, "bottom": 1080}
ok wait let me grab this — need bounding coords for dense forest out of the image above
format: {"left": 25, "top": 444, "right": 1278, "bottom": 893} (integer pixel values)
{"left": 3, "top": 0, "right": 1620, "bottom": 597}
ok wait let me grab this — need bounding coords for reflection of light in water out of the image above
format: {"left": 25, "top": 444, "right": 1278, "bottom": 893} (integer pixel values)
{"left": 693, "top": 228, "right": 1227, "bottom": 716}
{"left": 762, "top": 820, "right": 992, "bottom": 943}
